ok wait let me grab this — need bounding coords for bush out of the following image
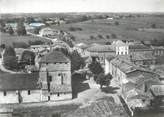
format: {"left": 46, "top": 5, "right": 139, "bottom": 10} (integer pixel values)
{"left": 111, "top": 33, "right": 117, "bottom": 39}
{"left": 90, "top": 35, "right": 96, "bottom": 40}
{"left": 151, "top": 23, "right": 156, "bottom": 29}
{"left": 105, "top": 42, "right": 111, "bottom": 45}
{"left": 97, "top": 34, "right": 104, "bottom": 39}
{"left": 106, "top": 35, "right": 110, "bottom": 39}
{"left": 115, "top": 21, "right": 119, "bottom": 25}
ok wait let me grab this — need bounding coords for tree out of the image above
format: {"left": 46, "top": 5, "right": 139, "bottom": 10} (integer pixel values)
{"left": 61, "top": 37, "right": 74, "bottom": 47}
{"left": 90, "top": 35, "right": 96, "bottom": 40}
{"left": 0, "top": 21, "right": 6, "bottom": 32}
{"left": 151, "top": 23, "right": 156, "bottom": 29}
{"left": 3, "top": 46, "right": 18, "bottom": 70}
{"left": 16, "top": 20, "right": 26, "bottom": 36}
{"left": 115, "top": 21, "right": 119, "bottom": 25}
{"left": 8, "top": 26, "right": 14, "bottom": 35}
{"left": 96, "top": 73, "right": 112, "bottom": 89}
{"left": 105, "top": 42, "right": 111, "bottom": 45}
{"left": 21, "top": 50, "right": 35, "bottom": 65}
{"left": 69, "top": 50, "right": 85, "bottom": 72}
{"left": 88, "top": 61, "right": 103, "bottom": 75}
{"left": 106, "top": 35, "right": 110, "bottom": 39}
{"left": 111, "top": 33, "right": 117, "bottom": 39}
{"left": 97, "top": 34, "right": 104, "bottom": 39}
{"left": 3, "top": 46, "right": 16, "bottom": 57}
{"left": 3, "top": 55, "right": 18, "bottom": 70}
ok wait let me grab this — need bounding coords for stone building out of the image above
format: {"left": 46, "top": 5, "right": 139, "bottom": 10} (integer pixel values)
{"left": 0, "top": 73, "right": 41, "bottom": 104}
{"left": 39, "top": 50, "right": 72, "bottom": 101}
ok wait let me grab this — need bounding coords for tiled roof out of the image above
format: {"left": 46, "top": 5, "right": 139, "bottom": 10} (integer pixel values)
{"left": 150, "top": 46, "right": 164, "bottom": 50}
{"left": 50, "top": 84, "right": 72, "bottom": 93}
{"left": 110, "top": 56, "right": 137, "bottom": 74}
{"left": 87, "top": 45, "right": 115, "bottom": 52}
{"left": 0, "top": 73, "right": 40, "bottom": 91}
{"left": 63, "top": 97, "right": 126, "bottom": 117}
{"left": 122, "top": 82, "right": 136, "bottom": 93}
{"left": 127, "top": 70, "right": 159, "bottom": 84}
{"left": 151, "top": 85, "right": 164, "bottom": 96}
{"left": 129, "top": 44, "right": 151, "bottom": 50}
{"left": 40, "top": 50, "right": 70, "bottom": 63}
{"left": 131, "top": 52, "right": 156, "bottom": 61}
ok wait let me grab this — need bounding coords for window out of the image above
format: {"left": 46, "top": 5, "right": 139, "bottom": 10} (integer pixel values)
{"left": 3, "top": 91, "right": 6, "bottom": 96}
{"left": 49, "top": 76, "right": 52, "bottom": 82}
{"left": 28, "top": 90, "right": 31, "bottom": 95}
{"left": 61, "top": 75, "right": 64, "bottom": 85}
{"left": 57, "top": 93, "right": 60, "bottom": 97}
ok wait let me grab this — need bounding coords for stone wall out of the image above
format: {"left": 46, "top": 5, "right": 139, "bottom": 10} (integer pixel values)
{"left": 21, "top": 90, "right": 41, "bottom": 103}
{"left": 0, "top": 91, "right": 18, "bottom": 104}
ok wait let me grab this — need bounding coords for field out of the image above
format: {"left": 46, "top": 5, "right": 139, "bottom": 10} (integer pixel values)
{"left": 0, "top": 32, "right": 50, "bottom": 46}
{"left": 51, "top": 15, "right": 164, "bottom": 44}
{"left": 1, "top": 14, "right": 164, "bottom": 45}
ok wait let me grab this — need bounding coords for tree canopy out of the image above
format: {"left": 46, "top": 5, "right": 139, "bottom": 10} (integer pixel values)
{"left": 3, "top": 46, "right": 18, "bottom": 70}
{"left": 3, "top": 55, "right": 18, "bottom": 70}
{"left": 96, "top": 73, "right": 113, "bottom": 88}
{"left": 16, "top": 21, "right": 27, "bottom": 36}
{"left": 69, "top": 50, "right": 85, "bottom": 72}
{"left": 21, "top": 50, "right": 35, "bottom": 65}
{"left": 88, "top": 61, "right": 104, "bottom": 75}
{"left": 8, "top": 26, "right": 14, "bottom": 35}
{"left": 3, "top": 46, "right": 16, "bottom": 57}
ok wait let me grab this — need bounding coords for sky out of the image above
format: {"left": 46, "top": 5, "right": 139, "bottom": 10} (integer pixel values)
{"left": 0, "top": 0, "right": 164, "bottom": 13}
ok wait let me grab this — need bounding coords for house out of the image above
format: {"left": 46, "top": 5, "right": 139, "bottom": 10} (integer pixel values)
{"left": 105, "top": 56, "right": 160, "bottom": 87}
{"left": 0, "top": 73, "right": 41, "bottom": 104}
{"left": 39, "top": 50, "right": 72, "bottom": 101}
{"left": 30, "top": 45, "right": 50, "bottom": 53}
{"left": 129, "top": 52, "right": 156, "bottom": 66}
{"left": 151, "top": 46, "right": 164, "bottom": 56}
{"left": 87, "top": 44, "right": 115, "bottom": 65}
{"left": 112, "top": 40, "right": 129, "bottom": 55}
{"left": 150, "top": 85, "right": 164, "bottom": 108}
{"left": 39, "top": 27, "right": 60, "bottom": 37}
{"left": 129, "top": 44, "right": 153, "bottom": 54}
